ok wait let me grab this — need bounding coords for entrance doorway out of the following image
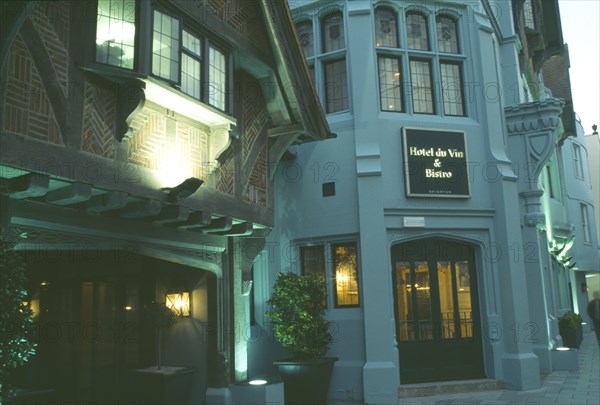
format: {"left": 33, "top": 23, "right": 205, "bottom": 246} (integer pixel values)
{"left": 391, "top": 239, "right": 485, "bottom": 383}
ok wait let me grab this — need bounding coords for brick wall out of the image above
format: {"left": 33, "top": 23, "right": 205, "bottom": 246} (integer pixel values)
{"left": 82, "top": 81, "right": 116, "bottom": 159}
{"left": 207, "top": 0, "right": 270, "bottom": 49}
{"left": 2, "top": 35, "right": 63, "bottom": 144}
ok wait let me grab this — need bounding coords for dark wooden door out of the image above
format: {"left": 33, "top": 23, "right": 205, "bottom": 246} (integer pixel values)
{"left": 392, "top": 239, "right": 485, "bottom": 383}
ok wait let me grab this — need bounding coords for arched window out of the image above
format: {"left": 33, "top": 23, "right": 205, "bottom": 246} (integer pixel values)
{"left": 321, "top": 12, "right": 345, "bottom": 53}
{"left": 296, "top": 21, "right": 314, "bottom": 58}
{"left": 436, "top": 15, "right": 459, "bottom": 54}
{"left": 375, "top": 7, "right": 398, "bottom": 48}
{"left": 406, "top": 12, "right": 429, "bottom": 51}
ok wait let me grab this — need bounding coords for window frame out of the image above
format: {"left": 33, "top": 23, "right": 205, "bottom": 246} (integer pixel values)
{"left": 573, "top": 143, "right": 584, "bottom": 179}
{"left": 373, "top": 5, "right": 467, "bottom": 117}
{"left": 95, "top": 0, "right": 138, "bottom": 70}
{"left": 145, "top": 4, "right": 232, "bottom": 113}
{"left": 299, "top": 240, "right": 361, "bottom": 309}
{"left": 294, "top": 8, "right": 350, "bottom": 115}
{"left": 580, "top": 203, "right": 592, "bottom": 244}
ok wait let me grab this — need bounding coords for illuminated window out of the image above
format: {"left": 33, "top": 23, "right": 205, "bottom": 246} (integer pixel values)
{"left": 378, "top": 56, "right": 403, "bottom": 112}
{"left": 299, "top": 241, "right": 360, "bottom": 309}
{"left": 181, "top": 30, "right": 202, "bottom": 99}
{"left": 148, "top": 9, "right": 229, "bottom": 111}
{"left": 208, "top": 46, "right": 226, "bottom": 110}
{"left": 96, "top": 0, "right": 136, "bottom": 69}
{"left": 152, "top": 10, "right": 179, "bottom": 82}
{"left": 332, "top": 242, "right": 359, "bottom": 308}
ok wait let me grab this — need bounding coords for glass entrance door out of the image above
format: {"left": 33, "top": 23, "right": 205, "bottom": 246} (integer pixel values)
{"left": 392, "top": 239, "right": 484, "bottom": 383}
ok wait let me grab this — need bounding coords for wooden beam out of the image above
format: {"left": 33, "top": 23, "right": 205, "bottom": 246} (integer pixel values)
{"left": 211, "top": 222, "right": 254, "bottom": 236}
{"left": 86, "top": 191, "right": 128, "bottom": 213}
{"left": 119, "top": 199, "right": 162, "bottom": 218}
{"left": 267, "top": 123, "right": 304, "bottom": 138}
{"left": 152, "top": 205, "right": 191, "bottom": 225}
{"left": 8, "top": 173, "right": 49, "bottom": 199}
{"left": 169, "top": 211, "right": 212, "bottom": 230}
{"left": 45, "top": 183, "right": 92, "bottom": 205}
{"left": 198, "top": 216, "right": 233, "bottom": 233}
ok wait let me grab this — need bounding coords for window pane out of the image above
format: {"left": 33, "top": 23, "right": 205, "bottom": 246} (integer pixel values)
{"left": 455, "top": 261, "right": 472, "bottom": 338}
{"left": 436, "top": 15, "right": 459, "bottom": 53}
{"left": 573, "top": 144, "right": 583, "bottom": 178}
{"left": 324, "top": 59, "right": 348, "bottom": 113}
{"left": 395, "top": 261, "right": 414, "bottom": 341}
{"left": 406, "top": 12, "right": 429, "bottom": 50}
{"left": 523, "top": 0, "right": 536, "bottom": 30}
{"left": 182, "top": 30, "right": 201, "bottom": 57}
{"left": 440, "top": 62, "right": 464, "bottom": 116}
{"left": 332, "top": 243, "right": 359, "bottom": 307}
{"left": 409, "top": 59, "right": 434, "bottom": 114}
{"left": 296, "top": 21, "right": 314, "bottom": 57}
{"left": 152, "top": 10, "right": 179, "bottom": 81}
{"left": 437, "top": 261, "right": 456, "bottom": 339}
{"left": 378, "top": 56, "right": 402, "bottom": 112}
{"left": 322, "top": 12, "right": 345, "bottom": 53}
{"left": 208, "top": 46, "right": 226, "bottom": 110}
{"left": 414, "top": 261, "right": 433, "bottom": 340}
{"left": 181, "top": 53, "right": 201, "bottom": 99}
{"left": 581, "top": 204, "right": 591, "bottom": 243}
{"left": 96, "top": 0, "right": 136, "bottom": 68}
{"left": 375, "top": 8, "right": 398, "bottom": 47}
{"left": 300, "top": 245, "right": 325, "bottom": 275}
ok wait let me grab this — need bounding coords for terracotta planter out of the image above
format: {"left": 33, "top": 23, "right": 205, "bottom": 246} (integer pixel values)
{"left": 274, "top": 357, "right": 337, "bottom": 404}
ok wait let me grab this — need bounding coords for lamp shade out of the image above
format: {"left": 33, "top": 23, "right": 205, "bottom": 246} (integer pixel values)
{"left": 165, "top": 292, "right": 190, "bottom": 316}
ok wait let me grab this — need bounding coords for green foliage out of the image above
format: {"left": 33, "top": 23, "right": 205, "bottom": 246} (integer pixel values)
{"left": 265, "top": 272, "right": 332, "bottom": 360}
{"left": 0, "top": 241, "right": 36, "bottom": 401}
{"left": 558, "top": 311, "right": 583, "bottom": 329}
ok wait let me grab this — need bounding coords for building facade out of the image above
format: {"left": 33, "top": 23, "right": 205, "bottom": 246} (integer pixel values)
{"left": 250, "top": 0, "right": 599, "bottom": 404}
{"left": 0, "top": 0, "right": 331, "bottom": 403}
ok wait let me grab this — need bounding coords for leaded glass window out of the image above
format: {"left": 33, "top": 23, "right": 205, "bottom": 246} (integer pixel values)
{"left": 436, "top": 15, "right": 459, "bottom": 53}
{"left": 375, "top": 8, "right": 398, "bottom": 48}
{"left": 96, "top": 0, "right": 136, "bottom": 69}
{"left": 378, "top": 56, "right": 403, "bottom": 112}
{"left": 152, "top": 10, "right": 179, "bottom": 81}
{"left": 406, "top": 12, "right": 429, "bottom": 51}
{"left": 296, "top": 21, "right": 314, "bottom": 57}
{"left": 409, "top": 59, "right": 434, "bottom": 114}
{"left": 322, "top": 12, "right": 345, "bottom": 52}
{"left": 324, "top": 59, "right": 349, "bottom": 113}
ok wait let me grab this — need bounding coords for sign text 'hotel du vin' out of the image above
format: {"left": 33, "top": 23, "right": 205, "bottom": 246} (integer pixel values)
{"left": 402, "top": 128, "right": 470, "bottom": 198}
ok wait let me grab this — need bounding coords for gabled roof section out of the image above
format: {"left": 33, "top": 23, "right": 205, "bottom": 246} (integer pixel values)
{"left": 259, "top": 0, "right": 334, "bottom": 143}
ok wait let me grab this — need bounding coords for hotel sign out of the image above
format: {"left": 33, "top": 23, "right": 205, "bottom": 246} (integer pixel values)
{"left": 402, "top": 128, "right": 470, "bottom": 198}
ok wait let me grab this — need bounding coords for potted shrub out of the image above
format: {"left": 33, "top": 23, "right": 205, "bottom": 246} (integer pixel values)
{"left": 266, "top": 272, "right": 337, "bottom": 404}
{"left": 0, "top": 239, "right": 37, "bottom": 403}
{"left": 558, "top": 311, "right": 583, "bottom": 348}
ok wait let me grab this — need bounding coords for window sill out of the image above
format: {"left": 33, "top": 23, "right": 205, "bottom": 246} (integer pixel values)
{"left": 144, "top": 77, "right": 235, "bottom": 128}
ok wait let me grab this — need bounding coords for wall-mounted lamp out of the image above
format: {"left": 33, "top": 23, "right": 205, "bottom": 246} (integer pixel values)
{"left": 165, "top": 291, "right": 191, "bottom": 317}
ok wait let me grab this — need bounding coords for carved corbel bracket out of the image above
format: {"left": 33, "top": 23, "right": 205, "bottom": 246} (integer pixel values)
{"left": 116, "top": 80, "right": 146, "bottom": 142}
{"left": 505, "top": 98, "right": 564, "bottom": 188}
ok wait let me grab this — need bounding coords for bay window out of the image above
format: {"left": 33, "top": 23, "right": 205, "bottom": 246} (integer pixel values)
{"left": 375, "top": 6, "right": 466, "bottom": 116}
{"left": 294, "top": 9, "right": 349, "bottom": 114}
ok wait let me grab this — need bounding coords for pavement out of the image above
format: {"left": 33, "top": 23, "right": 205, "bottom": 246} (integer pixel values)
{"left": 398, "top": 332, "right": 600, "bottom": 405}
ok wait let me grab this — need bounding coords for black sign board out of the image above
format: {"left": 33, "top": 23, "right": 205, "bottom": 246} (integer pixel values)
{"left": 402, "top": 127, "right": 470, "bottom": 198}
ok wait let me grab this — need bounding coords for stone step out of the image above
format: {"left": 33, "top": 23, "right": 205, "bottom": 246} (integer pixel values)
{"left": 398, "top": 379, "right": 504, "bottom": 398}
